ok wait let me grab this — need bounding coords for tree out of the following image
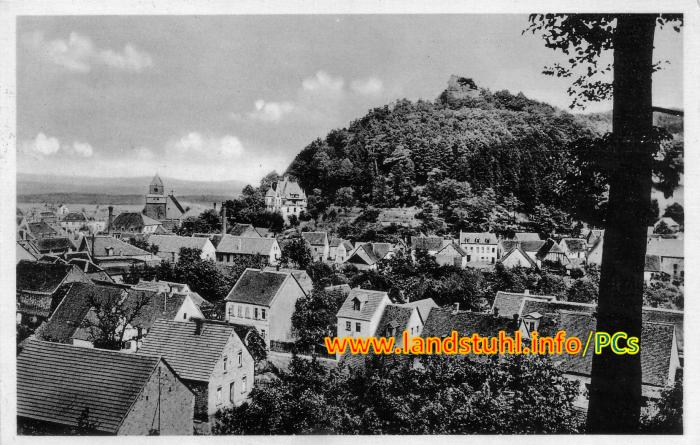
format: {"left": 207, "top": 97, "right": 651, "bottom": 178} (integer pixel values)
{"left": 566, "top": 278, "right": 599, "bottom": 304}
{"left": 643, "top": 281, "right": 683, "bottom": 310}
{"left": 653, "top": 220, "right": 673, "bottom": 235}
{"left": 335, "top": 186, "right": 355, "bottom": 208}
{"left": 129, "top": 238, "right": 158, "bottom": 254}
{"left": 527, "top": 14, "right": 682, "bottom": 432}
{"left": 79, "top": 288, "right": 150, "bottom": 350}
{"left": 291, "top": 289, "right": 347, "bottom": 351}
{"left": 287, "top": 214, "right": 300, "bottom": 227}
{"left": 663, "top": 202, "right": 684, "bottom": 227}
{"left": 280, "top": 238, "right": 313, "bottom": 269}
{"left": 641, "top": 370, "right": 683, "bottom": 434}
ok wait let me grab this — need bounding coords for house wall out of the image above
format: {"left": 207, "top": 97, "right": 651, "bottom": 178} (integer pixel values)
{"left": 201, "top": 241, "right": 217, "bottom": 261}
{"left": 268, "top": 277, "right": 305, "bottom": 344}
{"left": 501, "top": 251, "right": 534, "bottom": 269}
{"left": 403, "top": 309, "right": 424, "bottom": 340}
{"left": 225, "top": 302, "right": 270, "bottom": 345}
{"left": 174, "top": 296, "right": 204, "bottom": 322}
{"left": 460, "top": 243, "right": 498, "bottom": 263}
{"left": 336, "top": 296, "right": 391, "bottom": 359}
{"left": 118, "top": 361, "right": 194, "bottom": 435}
{"left": 206, "top": 333, "right": 255, "bottom": 417}
{"left": 659, "top": 257, "right": 683, "bottom": 279}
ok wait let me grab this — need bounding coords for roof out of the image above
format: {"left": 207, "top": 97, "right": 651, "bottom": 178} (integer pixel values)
{"left": 371, "top": 242, "right": 393, "bottom": 260}
{"left": 535, "top": 238, "right": 567, "bottom": 260}
{"left": 28, "top": 221, "right": 59, "bottom": 237}
{"left": 17, "top": 241, "right": 40, "bottom": 262}
{"left": 17, "top": 340, "right": 162, "bottom": 434}
{"left": 520, "top": 298, "right": 596, "bottom": 318}
{"left": 422, "top": 308, "right": 518, "bottom": 338}
{"left": 346, "top": 243, "right": 380, "bottom": 266}
{"left": 500, "top": 245, "right": 538, "bottom": 268}
{"left": 330, "top": 237, "right": 344, "bottom": 248}
{"left": 262, "top": 266, "right": 313, "bottom": 294}
{"left": 337, "top": 288, "right": 390, "bottom": 321}
{"left": 404, "top": 298, "right": 438, "bottom": 323}
{"left": 225, "top": 268, "right": 289, "bottom": 305}
{"left": 436, "top": 243, "right": 467, "bottom": 257}
{"left": 492, "top": 291, "right": 555, "bottom": 318}
{"left": 255, "top": 227, "right": 271, "bottom": 237}
{"left": 301, "top": 231, "right": 328, "bottom": 246}
{"left": 459, "top": 232, "right": 498, "bottom": 245}
{"left": 229, "top": 223, "right": 261, "bottom": 237}
{"left": 644, "top": 254, "right": 662, "bottom": 273}
{"left": 324, "top": 284, "right": 351, "bottom": 296}
{"left": 39, "top": 282, "right": 126, "bottom": 343}
{"left": 112, "top": 212, "right": 162, "bottom": 231}
{"left": 552, "top": 312, "right": 676, "bottom": 387}
{"left": 411, "top": 236, "right": 445, "bottom": 251}
{"left": 128, "top": 290, "right": 188, "bottom": 330}
{"left": 138, "top": 319, "right": 239, "bottom": 381}
{"left": 655, "top": 217, "right": 679, "bottom": 227}
{"left": 216, "top": 235, "right": 277, "bottom": 255}
{"left": 646, "top": 238, "right": 683, "bottom": 258}
{"left": 83, "top": 235, "right": 153, "bottom": 258}
{"left": 62, "top": 212, "right": 88, "bottom": 222}
{"left": 375, "top": 305, "right": 413, "bottom": 340}
{"left": 147, "top": 234, "right": 211, "bottom": 254}
{"left": 167, "top": 194, "right": 186, "bottom": 214}
{"left": 514, "top": 232, "right": 541, "bottom": 242}
{"left": 643, "top": 307, "right": 683, "bottom": 355}
{"left": 151, "top": 173, "right": 163, "bottom": 187}
{"left": 561, "top": 238, "right": 588, "bottom": 253}
{"left": 270, "top": 177, "right": 306, "bottom": 199}
{"left": 17, "top": 260, "right": 77, "bottom": 294}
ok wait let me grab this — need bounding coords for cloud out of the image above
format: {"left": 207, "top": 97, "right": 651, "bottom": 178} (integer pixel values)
{"left": 69, "top": 141, "right": 94, "bottom": 157}
{"left": 351, "top": 77, "right": 384, "bottom": 96}
{"left": 170, "top": 132, "right": 245, "bottom": 159}
{"left": 302, "top": 70, "right": 345, "bottom": 93}
{"left": 247, "top": 100, "right": 297, "bottom": 123}
{"left": 23, "top": 31, "right": 153, "bottom": 73}
{"left": 22, "top": 133, "right": 60, "bottom": 156}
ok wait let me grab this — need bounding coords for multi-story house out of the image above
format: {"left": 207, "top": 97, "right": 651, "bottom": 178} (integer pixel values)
{"left": 138, "top": 319, "right": 255, "bottom": 420}
{"left": 224, "top": 268, "right": 307, "bottom": 347}
{"left": 301, "top": 231, "right": 329, "bottom": 262}
{"left": 329, "top": 238, "right": 353, "bottom": 263}
{"left": 458, "top": 231, "right": 499, "bottom": 264}
{"left": 215, "top": 235, "right": 281, "bottom": 266}
{"left": 558, "top": 238, "right": 589, "bottom": 262}
{"left": 647, "top": 237, "right": 684, "bottom": 281}
{"left": 264, "top": 176, "right": 307, "bottom": 222}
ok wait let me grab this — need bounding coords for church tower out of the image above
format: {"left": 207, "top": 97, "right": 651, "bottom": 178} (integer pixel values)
{"left": 144, "top": 174, "right": 167, "bottom": 220}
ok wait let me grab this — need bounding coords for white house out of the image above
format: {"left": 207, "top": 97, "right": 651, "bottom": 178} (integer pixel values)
{"left": 216, "top": 235, "right": 281, "bottom": 266}
{"left": 500, "top": 245, "right": 537, "bottom": 269}
{"left": 264, "top": 176, "right": 307, "bottom": 222}
{"left": 147, "top": 234, "right": 216, "bottom": 262}
{"left": 458, "top": 231, "right": 498, "bottom": 264}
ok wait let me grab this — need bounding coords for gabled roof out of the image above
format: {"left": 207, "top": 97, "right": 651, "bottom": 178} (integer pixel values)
{"left": 270, "top": 177, "right": 306, "bottom": 199}
{"left": 17, "top": 241, "right": 40, "bottom": 262}
{"left": 151, "top": 173, "right": 164, "bottom": 187}
{"left": 82, "top": 235, "right": 152, "bottom": 258}
{"left": 137, "top": 319, "right": 240, "bottom": 382}
{"left": 371, "top": 242, "right": 394, "bottom": 260}
{"left": 492, "top": 291, "right": 555, "bottom": 319}
{"left": 28, "top": 221, "right": 59, "bottom": 237}
{"left": 411, "top": 236, "right": 445, "bottom": 251}
{"left": 535, "top": 238, "right": 568, "bottom": 260}
{"left": 500, "top": 245, "right": 538, "bottom": 268}
{"left": 128, "top": 290, "right": 189, "bottom": 330}
{"left": 17, "top": 260, "right": 78, "bottom": 294}
{"left": 262, "top": 266, "right": 313, "bottom": 294}
{"left": 513, "top": 232, "right": 541, "bottom": 242}
{"left": 112, "top": 212, "right": 163, "bottom": 232}
{"left": 436, "top": 243, "right": 467, "bottom": 257}
{"left": 644, "top": 254, "right": 662, "bottom": 273}
{"left": 422, "top": 308, "right": 518, "bottom": 338}
{"left": 643, "top": 307, "right": 683, "bottom": 355}
{"left": 17, "top": 341, "right": 162, "bottom": 434}
{"left": 519, "top": 298, "right": 596, "bottom": 318}
{"left": 167, "top": 194, "right": 185, "bottom": 214}
{"left": 655, "top": 217, "right": 679, "bottom": 228}
{"left": 225, "top": 268, "right": 290, "bottom": 305}
{"left": 301, "top": 231, "right": 328, "bottom": 246}
{"left": 560, "top": 238, "right": 588, "bottom": 253}
{"left": 230, "top": 223, "right": 261, "bottom": 237}
{"left": 216, "top": 235, "right": 277, "bottom": 255}
{"left": 646, "top": 238, "right": 683, "bottom": 259}
{"left": 459, "top": 232, "right": 498, "bottom": 245}
{"left": 147, "top": 234, "right": 211, "bottom": 255}
{"left": 35, "top": 237, "right": 74, "bottom": 254}
{"left": 404, "top": 298, "right": 438, "bottom": 323}
{"left": 62, "top": 212, "right": 88, "bottom": 222}
{"left": 375, "top": 305, "right": 414, "bottom": 339}
{"left": 329, "top": 237, "right": 345, "bottom": 248}
{"left": 346, "top": 243, "right": 380, "bottom": 266}
{"left": 337, "top": 288, "right": 390, "bottom": 321}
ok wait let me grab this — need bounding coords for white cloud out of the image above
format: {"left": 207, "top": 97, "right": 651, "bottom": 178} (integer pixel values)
{"left": 351, "top": 77, "right": 384, "bottom": 96}
{"left": 170, "top": 132, "right": 245, "bottom": 159}
{"left": 24, "top": 31, "right": 153, "bottom": 73}
{"left": 69, "top": 141, "right": 94, "bottom": 157}
{"left": 248, "top": 100, "right": 297, "bottom": 123}
{"left": 302, "top": 70, "right": 345, "bottom": 93}
{"left": 22, "top": 133, "right": 60, "bottom": 156}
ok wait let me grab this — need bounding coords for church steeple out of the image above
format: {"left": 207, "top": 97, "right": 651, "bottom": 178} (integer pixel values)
{"left": 149, "top": 174, "right": 164, "bottom": 195}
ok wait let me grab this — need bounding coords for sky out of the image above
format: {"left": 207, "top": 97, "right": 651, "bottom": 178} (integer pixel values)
{"left": 16, "top": 15, "right": 683, "bottom": 184}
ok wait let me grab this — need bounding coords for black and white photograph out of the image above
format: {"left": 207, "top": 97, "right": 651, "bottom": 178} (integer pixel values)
{"left": 1, "top": 0, "right": 696, "bottom": 441}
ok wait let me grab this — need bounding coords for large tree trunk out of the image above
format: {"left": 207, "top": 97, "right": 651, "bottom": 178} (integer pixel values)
{"left": 586, "top": 14, "right": 656, "bottom": 433}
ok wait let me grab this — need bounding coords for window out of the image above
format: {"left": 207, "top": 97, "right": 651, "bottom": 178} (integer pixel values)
{"left": 237, "top": 306, "right": 242, "bottom": 317}
{"left": 355, "top": 322, "right": 361, "bottom": 333}
{"left": 261, "top": 329, "right": 266, "bottom": 339}
{"left": 241, "top": 376, "right": 248, "bottom": 393}
{"left": 261, "top": 309, "right": 266, "bottom": 320}
{"left": 183, "top": 312, "right": 187, "bottom": 320}
{"left": 346, "top": 321, "right": 351, "bottom": 331}
{"left": 352, "top": 299, "right": 361, "bottom": 311}
{"left": 229, "top": 382, "right": 235, "bottom": 403}
{"left": 223, "top": 357, "right": 228, "bottom": 371}
{"left": 216, "top": 387, "right": 222, "bottom": 404}
{"left": 245, "top": 307, "right": 250, "bottom": 318}
{"left": 237, "top": 350, "right": 243, "bottom": 367}
{"left": 254, "top": 308, "right": 259, "bottom": 319}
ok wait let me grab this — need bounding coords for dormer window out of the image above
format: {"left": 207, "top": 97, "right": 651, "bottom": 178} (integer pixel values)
{"left": 352, "top": 298, "right": 362, "bottom": 311}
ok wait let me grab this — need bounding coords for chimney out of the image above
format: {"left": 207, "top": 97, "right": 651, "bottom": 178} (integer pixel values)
{"left": 107, "top": 206, "right": 114, "bottom": 235}
{"left": 91, "top": 234, "right": 95, "bottom": 257}
{"left": 193, "top": 318, "right": 204, "bottom": 335}
{"left": 213, "top": 202, "right": 217, "bottom": 211}
{"left": 452, "top": 302, "right": 459, "bottom": 314}
{"left": 222, "top": 205, "right": 227, "bottom": 235}
{"left": 493, "top": 307, "right": 499, "bottom": 318}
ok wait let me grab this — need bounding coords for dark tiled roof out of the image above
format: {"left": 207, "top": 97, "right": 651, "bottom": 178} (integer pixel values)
{"left": 337, "top": 288, "right": 390, "bottom": 321}
{"left": 561, "top": 238, "right": 588, "bottom": 253}
{"left": 63, "top": 212, "right": 88, "bottom": 222}
{"left": 459, "top": 232, "right": 498, "bottom": 245}
{"left": 17, "top": 261, "right": 77, "bottom": 294}
{"left": 224, "top": 268, "right": 288, "bottom": 305}
{"left": 422, "top": 308, "right": 518, "bottom": 338}
{"left": 375, "top": 305, "right": 413, "bottom": 339}
{"left": 371, "top": 243, "right": 393, "bottom": 260}
{"left": 411, "top": 236, "right": 444, "bottom": 251}
{"left": 519, "top": 240, "right": 546, "bottom": 252}
{"left": 137, "top": 319, "right": 238, "bottom": 382}
{"left": 82, "top": 235, "right": 152, "bottom": 258}
{"left": 346, "top": 244, "right": 380, "bottom": 266}
{"left": 520, "top": 298, "right": 595, "bottom": 318}
{"left": 492, "top": 292, "right": 555, "bottom": 319}
{"left": 128, "top": 290, "right": 187, "bottom": 330}
{"left": 28, "top": 221, "right": 59, "bottom": 237}
{"left": 643, "top": 307, "right": 683, "bottom": 355}
{"left": 17, "top": 341, "right": 161, "bottom": 434}
{"left": 436, "top": 243, "right": 467, "bottom": 257}
{"left": 112, "top": 212, "right": 162, "bottom": 231}
{"left": 35, "top": 237, "right": 74, "bottom": 254}
{"left": 535, "top": 238, "right": 566, "bottom": 260}
{"left": 229, "top": 223, "right": 261, "bottom": 237}
{"left": 301, "top": 231, "right": 328, "bottom": 246}
{"left": 262, "top": 267, "right": 313, "bottom": 294}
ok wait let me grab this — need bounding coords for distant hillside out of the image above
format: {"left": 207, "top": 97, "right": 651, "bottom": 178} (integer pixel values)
{"left": 17, "top": 174, "right": 246, "bottom": 200}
